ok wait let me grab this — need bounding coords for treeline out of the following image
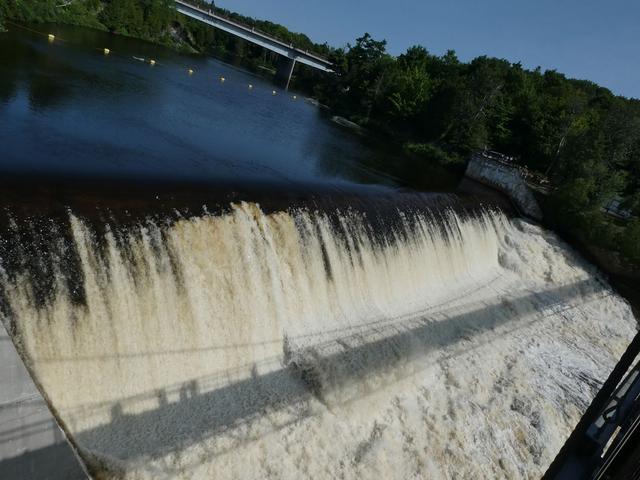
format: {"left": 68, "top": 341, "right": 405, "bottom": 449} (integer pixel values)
{"left": 0, "top": 0, "right": 180, "bottom": 45}
{"left": 306, "top": 34, "right": 640, "bottom": 268}
{"left": 0, "top": 0, "right": 104, "bottom": 29}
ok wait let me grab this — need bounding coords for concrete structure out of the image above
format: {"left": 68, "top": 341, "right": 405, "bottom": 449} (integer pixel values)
{"left": 465, "top": 151, "right": 543, "bottom": 221}
{"left": 603, "top": 197, "right": 634, "bottom": 220}
{"left": 0, "top": 322, "right": 87, "bottom": 479}
{"left": 174, "top": 0, "right": 334, "bottom": 89}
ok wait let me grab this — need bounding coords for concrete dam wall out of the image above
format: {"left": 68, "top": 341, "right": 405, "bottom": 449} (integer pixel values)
{"left": 465, "top": 153, "right": 543, "bottom": 221}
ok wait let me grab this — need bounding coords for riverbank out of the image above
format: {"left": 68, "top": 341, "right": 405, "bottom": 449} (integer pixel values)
{"left": 2, "top": 15, "right": 198, "bottom": 53}
{"left": 537, "top": 202, "right": 640, "bottom": 318}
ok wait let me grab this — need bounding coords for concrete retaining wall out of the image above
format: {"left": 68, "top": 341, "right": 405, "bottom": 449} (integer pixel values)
{"left": 465, "top": 153, "right": 543, "bottom": 221}
{"left": 0, "top": 323, "right": 88, "bottom": 479}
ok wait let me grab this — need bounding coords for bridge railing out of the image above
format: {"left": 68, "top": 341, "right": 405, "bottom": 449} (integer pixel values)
{"left": 175, "top": 0, "right": 332, "bottom": 65}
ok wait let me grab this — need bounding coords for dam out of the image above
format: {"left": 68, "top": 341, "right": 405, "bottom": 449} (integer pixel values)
{"left": 0, "top": 22, "right": 638, "bottom": 480}
{"left": 0, "top": 186, "right": 636, "bottom": 479}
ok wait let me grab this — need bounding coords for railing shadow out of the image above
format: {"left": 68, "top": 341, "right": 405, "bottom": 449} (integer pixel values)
{"left": 0, "top": 441, "right": 87, "bottom": 480}
{"left": 286, "top": 279, "right": 600, "bottom": 403}
{"left": 0, "top": 278, "right": 604, "bottom": 477}
{"left": 0, "top": 399, "right": 86, "bottom": 479}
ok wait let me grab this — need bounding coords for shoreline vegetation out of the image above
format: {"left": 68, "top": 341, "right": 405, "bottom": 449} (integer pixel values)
{"left": 1, "top": 0, "right": 639, "bottom": 274}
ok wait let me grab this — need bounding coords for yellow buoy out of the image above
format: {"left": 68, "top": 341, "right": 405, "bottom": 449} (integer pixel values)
{"left": 292, "top": 95, "right": 297, "bottom": 100}
{"left": 149, "top": 59, "right": 156, "bottom": 66}
{"left": 248, "top": 84, "right": 253, "bottom": 89}
{"left": 188, "top": 68, "right": 194, "bottom": 75}
{"left": 272, "top": 90, "right": 277, "bottom": 95}
{"left": 219, "top": 76, "right": 226, "bottom": 82}
{"left": 47, "top": 34, "right": 55, "bottom": 42}
{"left": 103, "top": 48, "right": 110, "bottom": 55}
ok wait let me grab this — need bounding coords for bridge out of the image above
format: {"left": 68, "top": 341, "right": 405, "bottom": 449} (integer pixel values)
{"left": 174, "top": 0, "right": 334, "bottom": 89}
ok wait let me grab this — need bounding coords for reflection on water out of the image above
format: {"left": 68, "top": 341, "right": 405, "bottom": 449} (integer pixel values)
{"left": 0, "top": 23, "right": 460, "bottom": 191}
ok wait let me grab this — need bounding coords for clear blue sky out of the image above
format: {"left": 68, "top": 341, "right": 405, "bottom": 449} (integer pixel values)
{"left": 216, "top": 0, "right": 639, "bottom": 99}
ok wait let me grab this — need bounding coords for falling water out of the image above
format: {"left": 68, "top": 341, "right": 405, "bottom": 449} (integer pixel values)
{"left": 0, "top": 200, "right": 636, "bottom": 479}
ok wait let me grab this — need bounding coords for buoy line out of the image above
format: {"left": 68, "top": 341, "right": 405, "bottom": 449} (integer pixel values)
{"left": 5, "top": 20, "right": 302, "bottom": 101}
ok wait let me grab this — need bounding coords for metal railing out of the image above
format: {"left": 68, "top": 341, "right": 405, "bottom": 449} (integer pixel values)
{"left": 175, "top": 0, "right": 332, "bottom": 65}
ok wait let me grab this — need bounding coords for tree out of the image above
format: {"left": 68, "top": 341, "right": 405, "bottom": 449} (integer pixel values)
{"left": 328, "top": 33, "right": 393, "bottom": 124}
{"left": 386, "top": 65, "right": 432, "bottom": 120}
{"left": 616, "top": 219, "right": 640, "bottom": 264}
{"left": 141, "top": 0, "right": 173, "bottom": 38}
{"left": 382, "top": 46, "right": 433, "bottom": 122}
{"left": 100, "top": 0, "right": 144, "bottom": 35}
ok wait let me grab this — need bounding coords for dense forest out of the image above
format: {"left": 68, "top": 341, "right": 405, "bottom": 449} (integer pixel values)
{"left": 1, "top": 0, "right": 639, "bottom": 269}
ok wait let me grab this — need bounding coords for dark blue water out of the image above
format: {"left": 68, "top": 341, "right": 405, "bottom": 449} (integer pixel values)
{"left": 0, "top": 23, "right": 458, "bottom": 192}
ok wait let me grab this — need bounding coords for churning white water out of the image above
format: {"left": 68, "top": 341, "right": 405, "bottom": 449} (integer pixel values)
{"left": 0, "top": 202, "right": 636, "bottom": 479}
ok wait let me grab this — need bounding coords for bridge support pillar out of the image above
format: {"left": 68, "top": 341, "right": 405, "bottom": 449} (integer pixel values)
{"left": 275, "top": 56, "right": 296, "bottom": 90}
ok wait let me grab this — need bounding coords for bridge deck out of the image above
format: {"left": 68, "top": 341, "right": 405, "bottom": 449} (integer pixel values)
{"left": 174, "top": 1, "right": 334, "bottom": 73}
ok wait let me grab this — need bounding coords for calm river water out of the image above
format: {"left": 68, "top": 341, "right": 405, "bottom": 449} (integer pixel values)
{"left": 0, "top": 23, "right": 458, "bottom": 192}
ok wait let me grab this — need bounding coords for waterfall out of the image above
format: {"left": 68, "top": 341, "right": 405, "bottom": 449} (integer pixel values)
{"left": 0, "top": 200, "right": 636, "bottom": 479}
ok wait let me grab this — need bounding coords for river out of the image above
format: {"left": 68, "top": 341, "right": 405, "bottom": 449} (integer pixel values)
{"left": 0, "top": 22, "right": 637, "bottom": 480}
{"left": 0, "top": 22, "right": 457, "bottom": 191}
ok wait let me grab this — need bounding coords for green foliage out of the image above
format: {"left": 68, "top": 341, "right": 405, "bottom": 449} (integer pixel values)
{"left": 619, "top": 219, "right": 640, "bottom": 264}
{"left": 622, "top": 192, "right": 640, "bottom": 217}
{"left": 403, "top": 142, "right": 463, "bottom": 166}
{"left": 338, "top": 33, "right": 394, "bottom": 123}
{"left": 97, "top": 0, "right": 174, "bottom": 38}
{"left": 387, "top": 67, "right": 431, "bottom": 119}
{"left": 384, "top": 47, "right": 433, "bottom": 121}
{"left": 100, "top": 0, "right": 143, "bottom": 35}
{"left": 1, "top": 0, "right": 59, "bottom": 22}
{"left": 1, "top": 0, "right": 104, "bottom": 27}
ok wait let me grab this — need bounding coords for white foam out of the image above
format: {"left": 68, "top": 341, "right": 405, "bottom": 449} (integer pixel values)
{"left": 1, "top": 204, "right": 636, "bottom": 479}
